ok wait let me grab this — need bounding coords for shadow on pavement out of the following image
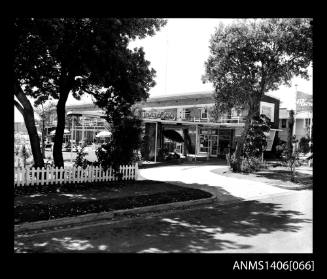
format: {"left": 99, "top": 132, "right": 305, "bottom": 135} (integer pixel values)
{"left": 139, "top": 159, "right": 228, "bottom": 169}
{"left": 14, "top": 182, "right": 311, "bottom": 253}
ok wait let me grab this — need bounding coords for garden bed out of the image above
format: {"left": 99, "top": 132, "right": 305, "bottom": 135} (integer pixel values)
{"left": 211, "top": 165, "right": 312, "bottom": 188}
{"left": 14, "top": 180, "right": 212, "bottom": 225}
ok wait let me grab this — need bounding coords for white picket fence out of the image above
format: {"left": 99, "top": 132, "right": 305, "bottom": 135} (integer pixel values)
{"left": 14, "top": 164, "right": 139, "bottom": 186}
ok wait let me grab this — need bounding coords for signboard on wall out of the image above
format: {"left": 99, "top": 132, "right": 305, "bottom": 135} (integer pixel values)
{"left": 260, "top": 102, "right": 275, "bottom": 122}
{"left": 296, "top": 91, "right": 312, "bottom": 113}
{"left": 142, "top": 109, "right": 177, "bottom": 120}
{"left": 234, "top": 127, "right": 243, "bottom": 137}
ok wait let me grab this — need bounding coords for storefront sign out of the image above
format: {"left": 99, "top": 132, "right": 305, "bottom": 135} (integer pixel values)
{"left": 234, "top": 127, "right": 243, "bottom": 137}
{"left": 142, "top": 110, "right": 176, "bottom": 120}
{"left": 296, "top": 91, "right": 312, "bottom": 113}
{"left": 200, "top": 129, "right": 218, "bottom": 135}
{"left": 260, "top": 102, "right": 275, "bottom": 122}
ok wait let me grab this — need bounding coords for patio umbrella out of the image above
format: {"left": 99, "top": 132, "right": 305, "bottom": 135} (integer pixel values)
{"left": 50, "top": 129, "right": 70, "bottom": 135}
{"left": 163, "top": 129, "right": 184, "bottom": 143}
{"left": 96, "top": 130, "right": 112, "bottom": 138}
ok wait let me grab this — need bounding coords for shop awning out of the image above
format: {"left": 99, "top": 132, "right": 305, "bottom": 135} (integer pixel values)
{"left": 67, "top": 110, "right": 106, "bottom": 118}
{"left": 163, "top": 129, "right": 184, "bottom": 143}
{"left": 50, "top": 129, "right": 70, "bottom": 135}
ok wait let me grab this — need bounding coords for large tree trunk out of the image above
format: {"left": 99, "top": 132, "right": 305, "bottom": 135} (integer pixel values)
{"left": 53, "top": 87, "right": 70, "bottom": 168}
{"left": 233, "top": 97, "right": 260, "bottom": 172}
{"left": 14, "top": 82, "right": 44, "bottom": 168}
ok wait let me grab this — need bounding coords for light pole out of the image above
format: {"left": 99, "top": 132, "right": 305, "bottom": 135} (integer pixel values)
{"left": 293, "top": 84, "right": 298, "bottom": 151}
{"left": 70, "top": 116, "right": 74, "bottom": 164}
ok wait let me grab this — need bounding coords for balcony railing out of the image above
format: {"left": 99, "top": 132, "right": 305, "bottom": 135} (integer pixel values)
{"left": 182, "top": 116, "right": 209, "bottom": 122}
{"left": 216, "top": 117, "right": 245, "bottom": 124}
{"left": 180, "top": 116, "right": 245, "bottom": 124}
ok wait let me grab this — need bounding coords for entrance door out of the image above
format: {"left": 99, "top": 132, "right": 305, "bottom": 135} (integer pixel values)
{"left": 209, "top": 135, "right": 218, "bottom": 157}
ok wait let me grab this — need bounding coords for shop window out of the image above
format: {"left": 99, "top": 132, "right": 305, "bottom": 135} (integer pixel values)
{"left": 304, "top": 118, "right": 311, "bottom": 128}
{"left": 182, "top": 108, "right": 191, "bottom": 120}
{"left": 199, "top": 134, "right": 209, "bottom": 152}
{"left": 201, "top": 108, "right": 208, "bottom": 119}
{"left": 281, "top": 119, "right": 287, "bottom": 128}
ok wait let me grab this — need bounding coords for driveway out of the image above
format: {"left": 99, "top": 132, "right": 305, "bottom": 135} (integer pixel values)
{"left": 138, "top": 164, "right": 293, "bottom": 202}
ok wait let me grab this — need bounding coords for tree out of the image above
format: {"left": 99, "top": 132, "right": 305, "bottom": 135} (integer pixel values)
{"left": 34, "top": 101, "right": 56, "bottom": 158}
{"left": 13, "top": 18, "right": 62, "bottom": 168}
{"left": 15, "top": 18, "right": 165, "bottom": 168}
{"left": 203, "top": 18, "right": 312, "bottom": 172}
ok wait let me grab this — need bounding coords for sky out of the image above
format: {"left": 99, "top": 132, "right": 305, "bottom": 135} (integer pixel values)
{"left": 14, "top": 18, "right": 312, "bottom": 122}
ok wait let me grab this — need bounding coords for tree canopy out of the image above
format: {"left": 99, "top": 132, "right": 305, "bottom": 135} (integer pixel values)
{"left": 13, "top": 18, "right": 167, "bottom": 167}
{"left": 203, "top": 18, "right": 312, "bottom": 116}
{"left": 203, "top": 18, "right": 313, "bottom": 171}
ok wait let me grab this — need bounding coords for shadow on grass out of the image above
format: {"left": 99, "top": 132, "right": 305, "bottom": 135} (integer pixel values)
{"left": 14, "top": 182, "right": 311, "bottom": 253}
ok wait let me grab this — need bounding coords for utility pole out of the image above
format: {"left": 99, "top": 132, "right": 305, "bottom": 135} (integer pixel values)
{"left": 293, "top": 84, "right": 298, "bottom": 150}
{"left": 164, "top": 22, "right": 168, "bottom": 95}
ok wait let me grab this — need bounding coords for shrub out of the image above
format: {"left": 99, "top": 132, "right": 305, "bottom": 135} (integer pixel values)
{"left": 229, "top": 114, "right": 270, "bottom": 173}
{"left": 241, "top": 157, "right": 262, "bottom": 173}
{"left": 96, "top": 116, "right": 142, "bottom": 172}
{"left": 274, "top": 137, "right": 287, "bottom": 158}
{"left": 21, "top": 144, "right": 31, "bottom": 168}
{"left": 74, "top": 147, "right": 89, "bottom": 169}
{"left": 299, "top": 137, "right": 311, "bottom": 154}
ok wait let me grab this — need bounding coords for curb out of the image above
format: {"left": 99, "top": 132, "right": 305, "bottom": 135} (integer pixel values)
{"left": 14, "top": 196, "right": 216, "bottom": 234}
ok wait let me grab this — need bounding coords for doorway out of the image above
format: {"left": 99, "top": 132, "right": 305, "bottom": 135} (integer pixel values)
{"left": 209, "top": 135, "right": 218, "bottom": 157}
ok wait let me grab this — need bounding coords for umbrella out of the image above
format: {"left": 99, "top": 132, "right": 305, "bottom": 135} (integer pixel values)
{"left": 50, "top": 129, "right": 70, "bottom": 135}
{"left": 163, "top": 129, "right": 184, "bottom": 143}
{"left": 96, "top": 130, "right": 112, "bottom": 138}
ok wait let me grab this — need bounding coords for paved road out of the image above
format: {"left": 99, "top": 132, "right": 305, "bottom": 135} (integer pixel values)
{"left": 14, "top": 190, "right": 312, "bottom": 253}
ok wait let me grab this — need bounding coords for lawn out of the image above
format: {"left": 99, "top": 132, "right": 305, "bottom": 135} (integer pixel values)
{"left": 14, "top": 180, "right": 212, "bottom": 225}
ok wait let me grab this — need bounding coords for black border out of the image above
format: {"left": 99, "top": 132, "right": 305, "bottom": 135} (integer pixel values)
{"left": 6, "top": 12, "right": 323, "bottom": 276}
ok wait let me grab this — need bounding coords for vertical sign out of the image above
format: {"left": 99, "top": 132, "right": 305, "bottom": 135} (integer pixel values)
{"left": 296, "top": 91, "right": 312, "bottom": 113}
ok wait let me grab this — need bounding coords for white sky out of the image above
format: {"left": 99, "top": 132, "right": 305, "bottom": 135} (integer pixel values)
{"left": 14, "top": 18, "right": 312, "bottom": 122}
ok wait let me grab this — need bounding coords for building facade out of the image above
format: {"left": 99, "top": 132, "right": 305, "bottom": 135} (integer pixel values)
{"left": 278, "top": 91, "right": 312, "bottom": 143}
{"left": 44, "top": 91, "right": 280, "bottom": 161}
{"left": 46, "top": 103, "right": 108, "bottom": 146}
{"left": 138, "top": 92, "right": 280, "bottom": 161}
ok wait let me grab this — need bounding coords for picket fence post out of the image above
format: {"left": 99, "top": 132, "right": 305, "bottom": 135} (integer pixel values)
{"left": 135, "top": 163, "right": 138, "bottom": 180}
{"left": 14, "top": 163, "right": 135, "bottom": 187}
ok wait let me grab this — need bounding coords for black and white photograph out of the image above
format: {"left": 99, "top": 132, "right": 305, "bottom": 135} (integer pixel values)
{"left": 12, "top": 18, "right": 314, "bottom": 258}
